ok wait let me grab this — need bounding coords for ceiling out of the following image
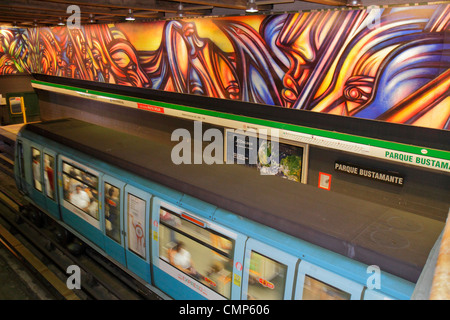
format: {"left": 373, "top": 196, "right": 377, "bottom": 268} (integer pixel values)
{"left": 0, "top": 0, "right": 349, "bottom": 27}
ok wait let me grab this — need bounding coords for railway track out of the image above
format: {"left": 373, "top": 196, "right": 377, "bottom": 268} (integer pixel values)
{"left": 0, "top": 139, "right": 164, "bottom": 300}
{"left": 0, "top": 213, "right": 80, "bottom": 300}
{"left": 0, "top": 139, "right": 14, "bottom": 177}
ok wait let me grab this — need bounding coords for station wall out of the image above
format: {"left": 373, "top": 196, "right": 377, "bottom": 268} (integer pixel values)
{"left": 0, "top": 75, "right": 33, "bottom": 95}
{"left": 36, "top": 89, "right": 450, "bottom": 222}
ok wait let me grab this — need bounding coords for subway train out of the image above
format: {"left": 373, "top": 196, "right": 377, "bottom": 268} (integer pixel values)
{"left": 13, "top": 118, "right": 424, "bottom": 300}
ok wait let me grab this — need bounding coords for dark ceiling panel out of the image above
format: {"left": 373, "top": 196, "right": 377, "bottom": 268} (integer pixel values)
{"left": 0, "top": 0, "right": 346, "bottom": 27}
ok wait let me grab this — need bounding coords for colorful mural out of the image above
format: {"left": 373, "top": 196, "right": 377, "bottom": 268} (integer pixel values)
{"left": 0, "top": 28, "right": 32, "bottom": 74}
{"left": 1, "top": 3, "right": 449, "bottom": 129}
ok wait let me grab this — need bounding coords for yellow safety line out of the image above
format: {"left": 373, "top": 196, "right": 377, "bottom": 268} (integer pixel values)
{"left": 0, "top": 223, "right": 80, "bottom": 300}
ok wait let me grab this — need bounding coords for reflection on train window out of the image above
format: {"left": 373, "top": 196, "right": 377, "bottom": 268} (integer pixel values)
{"left": 44, "top": 154, "right": 55, "bottom": 200}
{"left": 302, "top": 275, "right": 351, "bottom": 300}
{"left": 31, "top": 148, "right": 42, "bottom": 192}
{"left": 105, "top": 183, "right": 121, "bottom": 244}
{"left": 159, "top": 207, "right": 234, "bottom": 299}
{"left": 127, "top": 193, "right": 146, "bottom": 259}
{"left": 62, "top": 161, "right": 99, "bottom": 219}
{"left": 247, "top": 251, "right": 287, "bottom": 300}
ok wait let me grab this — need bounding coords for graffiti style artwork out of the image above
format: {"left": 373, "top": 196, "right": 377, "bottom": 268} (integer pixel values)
{"left": 0, "top": 28, "right": 32, "bottom": 74}
{"left": 0, "top": 4, "right": 449, "bottom": 129}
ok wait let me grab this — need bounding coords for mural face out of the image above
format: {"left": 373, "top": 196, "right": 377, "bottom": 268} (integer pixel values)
{"left": 1, "top": 4, "right": 449, "bottom": 129}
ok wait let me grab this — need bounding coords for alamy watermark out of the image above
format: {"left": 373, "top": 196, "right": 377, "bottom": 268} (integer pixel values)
{"left": 367, "top": 265, "right": 381, "bottom": 290}
{"left": 367, "top": 5, "right": 381, "bottom": 30}
{"left": 66, "top": 5, "right": 81, "bottom": 29}
{"left": 66, "top": 265, "right": 81, "bottom": 290}
{"left": 170, "top": 120, "right": 279, "bottom": 174}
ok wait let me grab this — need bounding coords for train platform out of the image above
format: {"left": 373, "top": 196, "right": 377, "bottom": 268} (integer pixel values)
{"left": 0, "top": 123, "right": 22, "bottom": 159}
{"left": 0, "top": 123, "right": 25, "bottom": 143}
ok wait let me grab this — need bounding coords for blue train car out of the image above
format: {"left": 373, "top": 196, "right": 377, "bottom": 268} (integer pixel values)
{"left": 14, "top": 118, "right": 425, "bottom": 300}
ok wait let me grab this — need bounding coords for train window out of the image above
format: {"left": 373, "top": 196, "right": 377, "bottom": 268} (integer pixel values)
{"left": 104, "top": 183, "right": 121, "bottom": 244}
{"left": 62, "top": 161, "right": 99, "bottom": 220}
{"left": 127, "top": 193, "right": 146, "bottom": 259}
{"left": 302, "top": 275, "right": 351, "bottom": 300}
{"left": 159, "top": 207, "right": 234, "bottom": 299}
{"left": 31, "top": 147, "right": 42, "bottom": 192}
{"left": 247, "top": 251, "right": 287, "bottom": 300}
{"left": 43, "top": 154, "right": 55, "bottom": 200}
{"left": 294, "top": 260, "right": 362, "bottom": 300}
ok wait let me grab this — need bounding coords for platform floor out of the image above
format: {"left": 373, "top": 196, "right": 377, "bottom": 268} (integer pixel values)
{"left": 0, "top": 123, "right": 25, "bottom": 143}
{"left": 1, "top": 123, "right": 24, "bottom": 134}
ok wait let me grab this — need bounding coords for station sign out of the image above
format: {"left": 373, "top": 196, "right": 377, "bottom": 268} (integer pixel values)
{"left": 335, "top": 161, "right": 404, "bottom": 186}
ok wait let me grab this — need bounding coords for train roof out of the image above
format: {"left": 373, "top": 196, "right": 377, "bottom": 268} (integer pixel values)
{"left": 20, "top": 118, "right": 443, "bottom": 283}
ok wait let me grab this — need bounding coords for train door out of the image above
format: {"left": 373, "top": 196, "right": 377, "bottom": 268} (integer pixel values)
{"left": 124, "top": 185, "right": 152, "bottom": 283}
{"left": 14, "top": 139, "right": 26, "bottom": 192}
{"left": 102, "top": 175, "right": 126, "bottom": 267}
{"left": 294, "top": 260, "right": 363, "bottom": 300}
{"left": 42, "top": 149, "right": 59, "bottom": 219}
{"left": 29, "top": 144, "right": 46, "bottom": 210}
{"left": 242, "top": 239, "right": 298, "bottom": 300}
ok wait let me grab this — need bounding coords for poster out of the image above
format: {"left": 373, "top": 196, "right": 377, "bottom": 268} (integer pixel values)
{"left": 258, "top": 139, "right": 304, "bottom": 183}
{"left": 128, "top": 194, "right": 146, "bottom": 259}
{"left": 226, "top": 130, "right": 258, "bottom": 167}
{"left": 226, "top": 130, "right": 306, "bottom": 183}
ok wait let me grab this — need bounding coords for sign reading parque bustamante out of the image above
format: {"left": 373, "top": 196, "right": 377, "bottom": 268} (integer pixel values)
{"left": 335, "top": 161, "right": 405, "bottom": 186}
{"left": 384, "top": 150, "right": 450, "bottom": 171}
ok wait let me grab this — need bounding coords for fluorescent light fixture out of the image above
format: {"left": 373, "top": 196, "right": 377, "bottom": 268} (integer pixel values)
{"left": 177, "top": 2, "right": 184, "bottom": 17}
{"left": 246, "top": 0, "right": 258, "bottom": 13}
{"left": 125, "top": 8, "right": 135, "bottom": 21}
{"left": 346, "top": 0, "right": 362, "bottom": 6}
